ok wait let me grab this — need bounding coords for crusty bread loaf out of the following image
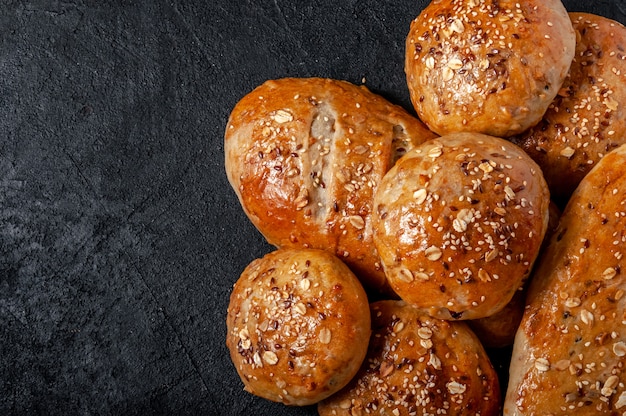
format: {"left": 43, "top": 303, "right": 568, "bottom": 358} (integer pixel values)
{"left": 470, "top": 201, "right": 561, "bottom": 348}
{"left": 224, "top": 77, "right": 437, "bottom": 293}
{"left": 511, "top": 12, "right": 626, "bottom": 202}
{"left": 318, "top": 300, "right": 501, "bottom": 416}
{"left": 405, "top": 0, "right": 575, "bottom": 137}
{"left": 372, "top": 132, "right": 550, "bottom": 320}
{"left": 226, "top": 248, "right": 371, "bottom": 406}
{"left": 504, "top": 144, "right": 626, "bottom": 415}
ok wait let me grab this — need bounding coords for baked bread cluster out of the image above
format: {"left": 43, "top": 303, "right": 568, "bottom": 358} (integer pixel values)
{"left": 224, "top": 0, "right": 626, "bottom": 413}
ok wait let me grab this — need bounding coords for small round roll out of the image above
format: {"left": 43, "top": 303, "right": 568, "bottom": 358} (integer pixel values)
{"left": 372, "top": 133, "right": 550, "bottom": 320}
{"left": 318, "top": 300, "right": 501, "bottom": 416}
{"left": 405, "top": 0, "right": 575, "bottom": 137}
{"left": 226, "top": 248, "right": 371, "bottom": 406}
{"left": 511, "top": 12, "right": 626, "bottom": 202}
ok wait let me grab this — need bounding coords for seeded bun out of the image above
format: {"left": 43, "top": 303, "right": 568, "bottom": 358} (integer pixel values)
{"left": 318, "top": 300, "right": 501, "bottom": 416}
{"left": 224, "top": 77, "right": 437, "bottom": 293}
{"left": 510, "top": 12, "right": 626, "bottom": 202}
{"left": 226, "top": 248, "right": 371, "bottom": 406}
{"left": 372, "top": 133, "right": 550, "bottom": 320}
{"left": 505, "top": 144, "right": 626, "bottom": 415}
{"left": 405, "top": 0, "right": 575, "bottom": 137}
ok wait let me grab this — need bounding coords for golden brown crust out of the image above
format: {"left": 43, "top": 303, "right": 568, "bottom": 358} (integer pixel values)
{"left": 405, "top": 0, "right": 575, "bottom": 137}
{"left": 226, "top": 248, "right": 371, "bottom": 406}
{"left": 469, "top": 201, "right": 561, "bottom": 348}
{"left": 372, "top": 133, "right": 550, "bottom": 320}
{"left": 224, "top": 77, "right": 437, "bottom": 293}
{"left": 510, "top": 12, "right": 626, "bottom": 202}
{"left": 318, "top": 300, "right": 501, "bottom": 416}
{"left": 504, "top": 145, "right": 626, "bottom": 415}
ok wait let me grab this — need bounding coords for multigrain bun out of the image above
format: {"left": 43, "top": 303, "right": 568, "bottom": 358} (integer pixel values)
{"left": 372, "top": 133, "right": 550, "bottom": 320}
{"left": 469, "top": 201, "right": 561, "bottom": 348}
{"left": 511, "top": 12, "right": 626, "bottom": 202}
{"left": 504, "top": 144, "right": 626, "bottom": 415}
{"left": 318, "top": 300, "right": 501, "bottom": 416}
{"left": 226, "top": 248, "right": 371, "bottom": 406}
{"left": 224, "top": 77, "right": 437, "bottom": 293}
{"left": 405, "top": 0, "right": 575, "bottom": 137}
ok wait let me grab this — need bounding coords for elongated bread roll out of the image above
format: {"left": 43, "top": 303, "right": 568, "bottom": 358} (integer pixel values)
{"left": 505, "top": 144, "right": 626, "bottom": 415}
{"left": 318, "top": 300, "right": 501, "bottom": 416}
{"left": 225, "top": 78, "right": 437, "bottom": 292}
{"left": 226, "top": 248, "right": 371, "bottom": 406}
{"left": 511, "top": 12, "right": 626, "bottom": 202}
{"left": 405, "top": 0, "right": 575, "bottom": 137}
{"left": 372, "top": 132, "right": 550, "bottom": 320}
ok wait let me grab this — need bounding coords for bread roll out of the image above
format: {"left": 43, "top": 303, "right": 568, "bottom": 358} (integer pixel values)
{"left": 469, "top": 201, "right": 561, "bottom": 348}
{"left": 318, "top": 300, "right": 501, "bottom": 416}
{"left": 504, "top": 144, "right": 626, "bottom": 415}
{"left": 511, "top": 12, "right": 626, "bottom": 202}
{"left": 224, "top": 77, "right": 437, "bottom": 292}
{"left": 372, "top": 132, "right": 550, "bottom": 320}
{"left": 405, "top": 0, "right": 575, "bottom": 137}
{"left": 226, "top": 248, "right": 371, "bottom": 406}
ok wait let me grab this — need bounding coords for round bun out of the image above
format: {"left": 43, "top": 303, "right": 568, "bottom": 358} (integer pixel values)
{"left": 318, "top": 300, "right": 501, "bottom": 416}
{"left": 372, "top": 132, "right": 550, "bottom": 320}
{"left": 405, "top": 0, "right": 575, "bottom": 137}
{"left": 511, "top": 12, "right": 626, "bottom": 202}
{"left": 224, "top": 77, "right": 437, "bottom": 293}
{"left": 226, "top": 248, "right": 371, "bottom": 406}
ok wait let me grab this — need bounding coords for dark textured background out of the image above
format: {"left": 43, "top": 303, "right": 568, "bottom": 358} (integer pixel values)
{"left": 1, "top": 1, "right": 625, "bottom": 415}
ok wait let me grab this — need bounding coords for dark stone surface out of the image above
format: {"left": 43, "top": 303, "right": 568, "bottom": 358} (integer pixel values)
{"left": 0, "top": 1, "right": 624, "bottom": 415}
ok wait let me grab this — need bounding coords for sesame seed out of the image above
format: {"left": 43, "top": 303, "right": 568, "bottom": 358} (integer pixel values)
{"left": 414, "top": 188, "right": 428, "bottom": 204}
{"left": 418, "top": 327, "right": 433, "bottom": 339}
{"left": 263, "top": 351, "right": 279, "bottom": 365}
{"left": 349, "top": 215, "right": 365, "bottom": 230}
{"left": 560, "top": 146, "right": 576, "bottom": 159}
{"left": 603, "top": 267, "right": 617, "bottom": 280}
{"left": 613, "top": 341, "right": 626, "bottom": 357}
{"left": 272, "top": 109, "right": 293, "bottom": 124}
{"left": 535, "top": 357, "right": 550, "bottom": 372}
{"left": 319, "top": 328, "right": 332, "bottom": 344}
{"left": 425, "top": 246, "right": 443, "bottom": 261}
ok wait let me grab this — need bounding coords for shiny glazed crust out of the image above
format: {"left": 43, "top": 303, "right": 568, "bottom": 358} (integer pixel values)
{"left": 511, "top": 12, "right": 626, "bottom": 202}
{"left": 224, "top": 77, "right": 437, "bottom": 292}
{"left": 226, "top": 248, "right": 371, "bottom": 406}
{"left": 318, "top": 300, "right": 501, "bottom": 416}
{"left": 469, "top": 201, "right": 561, "bottom": 348}
{"left": 372, "top": 133, "right": 550, "bottom": 320}
{"left": 405, "top": 0, "right": 575, "bottom": 137}
{"left": 504, "top": 145, "right": 626, "bottom": 415}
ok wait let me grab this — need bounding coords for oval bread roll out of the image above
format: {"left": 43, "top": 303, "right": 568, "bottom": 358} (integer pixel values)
{"left": 224, "top": 77, "right": 437, "bottom": 292}
{"left": 226, "top": 248, "right": 371, "bottom": 406}
{"left": 405, "top": 0, "right": 575, "bottom": 137}
{"left": 511, "top": 12, "right": 626, "bottom": 202}
{"left": 372, "top": 133, "right": 550, "bottom": 320}
{"left": 504, "top": 144, "right": 626, "bottom": 415}
{"left": 318, "top": 300, "right": 501, "bottom": 416}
